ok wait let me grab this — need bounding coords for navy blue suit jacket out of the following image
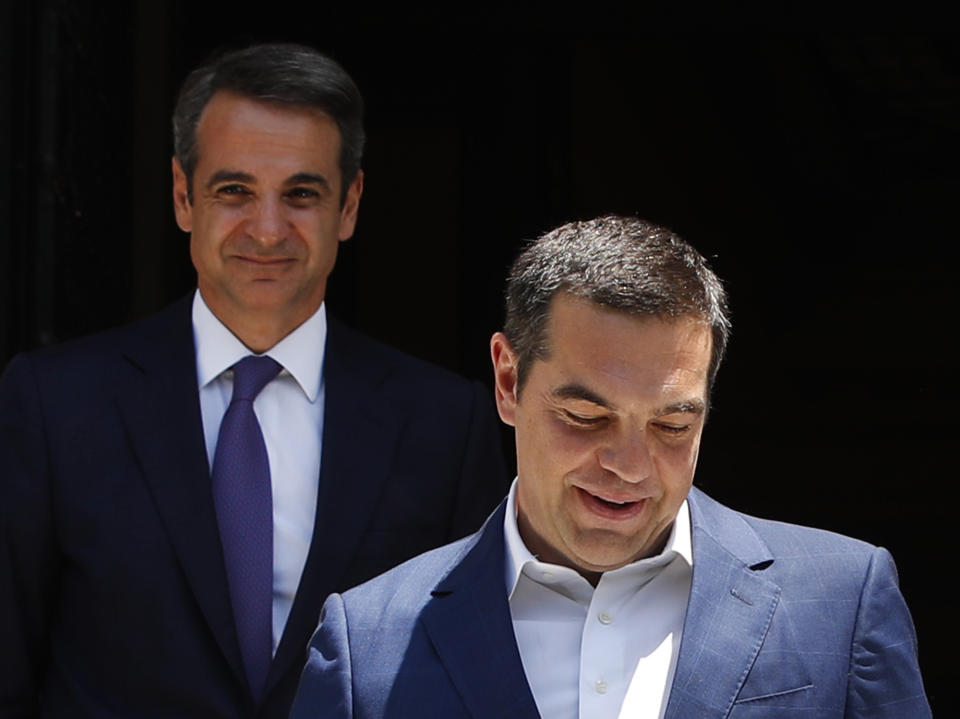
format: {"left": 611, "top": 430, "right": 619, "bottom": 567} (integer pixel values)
{"left": 291, "top": 488, "right": 930, "bottom": 718}
{"left": 0, "top": 296, "right": 508, "bottom": 718}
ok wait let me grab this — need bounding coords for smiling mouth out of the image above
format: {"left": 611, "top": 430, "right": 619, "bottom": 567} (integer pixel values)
{"left": 576, "top": 487, "right": 646, "bottom": 519}
{"left": 236, "top": 255, "right": 294, "bottom": 264}
{"left": 597, "top": 496, "right": 635, "bottom": 508}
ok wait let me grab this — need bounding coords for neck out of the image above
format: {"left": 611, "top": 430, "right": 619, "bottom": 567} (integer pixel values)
{"left": 229, "top": 309, "right": 318, "bottom": 353}
{"left": 199, "top": 293, "right": 320, "bottom": 353}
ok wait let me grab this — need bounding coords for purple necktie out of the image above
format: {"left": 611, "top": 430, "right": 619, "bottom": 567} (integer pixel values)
{"left": 211, "top": 355, "right": 282, "bottom": 703}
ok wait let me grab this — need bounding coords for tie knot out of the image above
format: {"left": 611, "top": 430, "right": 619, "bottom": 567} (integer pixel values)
{"left": 230, "top": 355, "right": 282, "bottom": 402}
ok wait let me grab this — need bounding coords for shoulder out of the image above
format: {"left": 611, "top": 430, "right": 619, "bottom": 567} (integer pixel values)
{"left": 337, "top": 496, "right": 507, "bottom": 619}
{"left": 691, "top": 486, "right": 876, "bottom": 553}
{"left": 740, "top": 512, "right": 876, "bottom": 559}
{"left": 324, "top": 316, "right": 492, "bottom": 426}
{"left": 689, "top": 486, "right": 882, "bottom": 593}
{"left": 340, "top": 531, "right": 479, "bottom": 619}
{"left": 4, "top": 298, "right": 193, "bottom": 393}
{"left": 327, "top": 316, "right": 477, "bottom": 389}
{"left": 746, "top": 514, "right": 883, "bottom": 596}
{"left": 2, "top": 298, "right": 193, "bottom": 370}
{"left": 297, "top": 527, "right": 496, "bottom": 718}
{"left": 688, "top": 490, "right": 929, "bottom": 715}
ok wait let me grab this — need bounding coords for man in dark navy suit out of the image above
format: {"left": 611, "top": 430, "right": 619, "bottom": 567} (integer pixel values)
{"left": 0, "top": 43, "right": 507, "bottom": 718}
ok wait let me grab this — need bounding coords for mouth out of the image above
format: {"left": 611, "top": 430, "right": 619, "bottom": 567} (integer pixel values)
{"left": 575, "top": 486, "right": 647, "bottom": 520}
{"left": 235, "top": 255, "right": 294, "bottom": 265}
{"left": 231, "top": 256, "right": 297, "bottom": 276}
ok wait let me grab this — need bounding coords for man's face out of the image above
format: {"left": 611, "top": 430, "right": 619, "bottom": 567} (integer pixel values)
{"left": 491, "top": 294, "right": 712, "bottom": 581}
{"left": 172, "top": 91, "right": 362, "bottom": 343}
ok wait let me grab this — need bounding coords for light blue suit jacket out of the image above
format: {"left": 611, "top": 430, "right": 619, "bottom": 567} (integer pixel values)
{"left": 291, "top": 487, "right": 930, "bottom": 718}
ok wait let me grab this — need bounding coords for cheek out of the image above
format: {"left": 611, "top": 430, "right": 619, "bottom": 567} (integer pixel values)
{"left": 202, "top": 200, "right": 254, "bottom": 228}
{"left": 292, "top": 223, "right": 335, "bottom": 260}
{"left": 190, "top": 231, "right": 225, "bottom": 271}
{"left": 189, "top": 235, "right": 209, "bottom": 267}
{"left": 654, "top": 441, "right": 701, "bottom": 494}
{"left": 520, "top": 421, "right": 600, "bottom": 494}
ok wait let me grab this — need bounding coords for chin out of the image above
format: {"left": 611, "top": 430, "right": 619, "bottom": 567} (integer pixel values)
{"left": 570, "top": 541, "right": 640, "bottom": 573}
{"left": 235, "top": 285, "right": 302, "bottom": 309}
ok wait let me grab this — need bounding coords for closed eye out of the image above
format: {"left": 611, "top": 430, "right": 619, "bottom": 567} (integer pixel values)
{"left": 563, "top": 411, "right": 607, "bottom": 427}
{"left": 654, "top": 422, "right": 691, "bottom": 435}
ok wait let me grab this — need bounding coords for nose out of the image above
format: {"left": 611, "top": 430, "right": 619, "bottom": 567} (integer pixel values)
{"left": 596, "top": 425, "right": 652, "bottom": 484}
{"left": 247, "top": 196, "right": 289, "bottom": 246}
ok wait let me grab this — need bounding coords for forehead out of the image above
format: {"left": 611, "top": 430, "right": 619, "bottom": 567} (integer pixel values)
{"left": 539, "top": 294, "right": 712, "bottom": 405}
{"left": 193, "top": 91, "right": 341, "bottom": 178}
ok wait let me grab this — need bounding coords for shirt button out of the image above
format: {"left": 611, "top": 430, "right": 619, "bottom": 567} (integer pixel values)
{"left": 598, "top": 611, "right": 613, "bottom": 625}
{"left": 595, "top": 679, "right": 609, "bottom": 694}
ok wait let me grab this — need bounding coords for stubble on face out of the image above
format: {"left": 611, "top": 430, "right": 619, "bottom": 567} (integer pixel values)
{"left": 496, "top": 294, "right": 712, "bottom": 582}
{"left": 172, "top": 91, "right": 362, "bottom": 351}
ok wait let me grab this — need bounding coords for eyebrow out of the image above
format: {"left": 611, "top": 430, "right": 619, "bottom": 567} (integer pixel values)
{"left": 654, "top": 400, "right": 705, "bottom": 417}
{"left": 204, "top": 170, "right": 332, "bottom": 190}
{"left": 286, "top": 172, "right": 331, "bottom": 188}
{"left": 553, "top": 383, "right": 706, "bottom": 417}
{"left": 552, "top": 384, "right": 614, "bottom": 410}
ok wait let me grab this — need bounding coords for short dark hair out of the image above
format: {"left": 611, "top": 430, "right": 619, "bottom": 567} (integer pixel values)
{"left": 504, "top": 215, "right": 731, "bottom": 396}
{"left": 172, "top": 43, "right": 365, "bottom": 203}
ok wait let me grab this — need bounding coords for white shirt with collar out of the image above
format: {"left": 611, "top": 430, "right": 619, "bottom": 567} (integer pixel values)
{"left": 192, "top": 290, "right": 325, "bottom": 653}
{"left": 504, "top": 479, "right": 693, "bottom": 719}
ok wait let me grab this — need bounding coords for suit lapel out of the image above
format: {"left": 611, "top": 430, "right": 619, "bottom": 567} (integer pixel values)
{"left": 116, "top": 297, "right": 246, "bottom": 686}
{"left": 114, "top": 304, "right": 410, "bottom": 700}
{"left": 664, "top": 488, "right": 781, "bottom": 719}
{"left": 269, "top": 317, "right": 403, "bottom": 690}
{"left": 420, "top": 503, "right": 542, "bottom": 719}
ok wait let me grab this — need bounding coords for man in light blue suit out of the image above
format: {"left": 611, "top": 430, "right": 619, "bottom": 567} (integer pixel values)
{"left": 291, "top": 216, "right": 930, "bottom": 718}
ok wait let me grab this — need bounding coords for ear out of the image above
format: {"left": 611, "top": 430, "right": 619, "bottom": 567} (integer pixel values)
{"left": 172, "top": 157, "right": 193, "bottom": 232}
{"left": 490, "top": 332, "right": 519, "bottom": 427}
{"left": 337, "top": 169, "right": 364, "bottom": 241}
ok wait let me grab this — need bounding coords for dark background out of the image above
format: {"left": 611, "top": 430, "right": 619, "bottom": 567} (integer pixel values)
{"left": 2, "top": 4, "right": 955, "bottom": 710}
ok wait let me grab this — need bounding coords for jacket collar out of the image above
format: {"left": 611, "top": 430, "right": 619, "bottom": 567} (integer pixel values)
{"left": 418, "top": 487, "right": 786, "bottom": 719}
{"left": 116, "top": 301, "right": 409, "bottom": 705}
{"left": 421, "top": 501, "right": 542, "bottom": 719}
{"left": 663, "top": 487, "right": 782, "bottom": 719}
{"left": 269, "top": 315, "right": 404, "bottom": 695}
{"left": 117, "top": 296, "right": 249, "bottom": 691}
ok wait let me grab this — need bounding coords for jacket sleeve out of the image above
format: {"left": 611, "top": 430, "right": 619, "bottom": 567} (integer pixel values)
{"left": 845, "top": 546, "right": 931, "bottom": 718}
{"left": 0, "top": 355, "right": 58, "bottom": 718}
{"left": 290, "top": 593, "right": 354, "bottom": 719}
{"left": 446, "top": 380, "right": 510, "bottom": 542}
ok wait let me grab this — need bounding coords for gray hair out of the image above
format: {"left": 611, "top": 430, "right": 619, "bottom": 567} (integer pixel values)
{"left": 504, "top": 215, "right": 731, "bottom": 396}
{"left": 172, "top": 43, "right": 365, "bottom": 203}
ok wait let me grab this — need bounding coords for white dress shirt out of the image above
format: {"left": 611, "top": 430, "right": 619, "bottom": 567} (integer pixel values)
{"left": 504, "top": 479, "right": 693, "bottom": 719}
{"left": 192, "top": 291, "right": 325, "bottom": 652}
